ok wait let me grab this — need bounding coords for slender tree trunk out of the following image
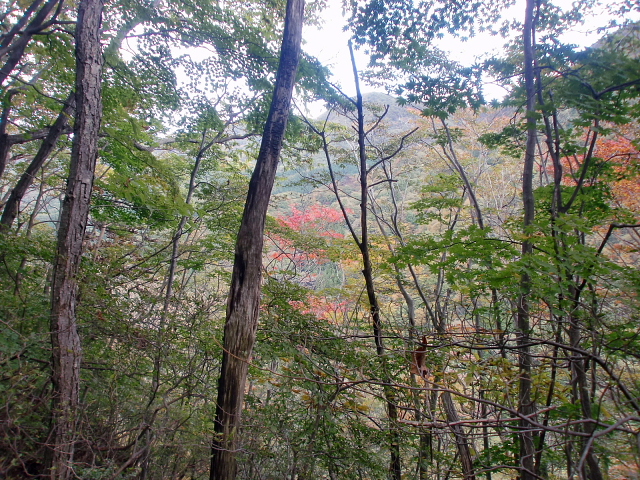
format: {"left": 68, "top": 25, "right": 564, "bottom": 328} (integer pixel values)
{"left": 0, "top": 0, "right": 45, "bottom": 54}
{"left": 46, "top": 0, "right": 102, "bottom": 478}
{"left": 535, "top": 320, "right": 561, "bottom": 476}
{"left": 0, "top": 89, "right": 18, "bottom": 179}
{"left": 438, "top": 118, "right": 484, "bottom": 230}
{"left": 347, "top": 41, "right": 403, "bottom": 480}
{"left": 138, "top": 130, "right": 208, "bottom": 480}
{"left": 0, "top": 0, "right": 63, "bottom": 85}
{"left": 568, "top": 304, "right": 604, "bottom": 480}
{"left": 518, "top": 0, "right": 538, "bottom": 478}
{"left": 12, "top": 162, "right": 49, "bottom": 294}
{"left": 439, "top": 391, "right": 475, "bottom": 480}
{"left": 209, "top": 1, "right": 304, "bottom": 479}
{"left": 1, "top": 93, "right": 74, "bottom": 229}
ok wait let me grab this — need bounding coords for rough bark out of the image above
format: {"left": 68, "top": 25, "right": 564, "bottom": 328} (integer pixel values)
{"left": 0, "top": 93, "right": 75, "bottom": 229}
{"left": 47, "top": 0, "right": 103, "bottom": 478}
{"left": 209, "top": 1, "right": 304, "bottom": 479}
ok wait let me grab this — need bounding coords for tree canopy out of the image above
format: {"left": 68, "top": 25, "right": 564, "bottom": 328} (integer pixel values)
{"left": 0, "top": 0, "right": 639, "bottom": 479}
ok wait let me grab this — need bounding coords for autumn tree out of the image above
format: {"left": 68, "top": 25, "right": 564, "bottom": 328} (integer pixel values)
{"left": 346, "top": 1, "right": 640, "bottom": 478}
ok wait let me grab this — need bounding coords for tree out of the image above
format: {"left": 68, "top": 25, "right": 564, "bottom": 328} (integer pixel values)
{"left": 0, "top": 93, "right": 74, "bottom": 230}
{"left": 46, "top": 0, "right": 103, "bottom": 477}
{"left": 209, "top": 0, "right": 305, "bottom": 478}
{"left": 0, "top": 0, "right": 69, "bottom": 179}
{"left": 346, "top": 2, "right": 640, "bottom": 478}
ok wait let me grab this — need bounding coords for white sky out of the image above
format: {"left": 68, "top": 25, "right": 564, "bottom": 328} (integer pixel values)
{"left": 302, "top": 0, "right": 638, "bottom": 112}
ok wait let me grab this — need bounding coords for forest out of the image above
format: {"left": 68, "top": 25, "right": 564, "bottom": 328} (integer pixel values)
{"left": 0, "top": 0, "right": 639, "bottom": 479}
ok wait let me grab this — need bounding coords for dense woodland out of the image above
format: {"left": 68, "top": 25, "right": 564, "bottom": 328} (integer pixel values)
{"left": 0, "top": 0, "right": 639, "bottom": 479}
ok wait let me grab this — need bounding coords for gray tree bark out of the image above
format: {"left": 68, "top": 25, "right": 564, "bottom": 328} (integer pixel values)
{"left": 47, "top": 0, "right": 103, "bottom": 478}
{"left": 209, "top": 1, "right": 304, "bottom": 479}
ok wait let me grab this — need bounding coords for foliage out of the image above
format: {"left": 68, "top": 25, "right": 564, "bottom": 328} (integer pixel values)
{"left": 1, "top": 0, "right": 639, "bottom": 479}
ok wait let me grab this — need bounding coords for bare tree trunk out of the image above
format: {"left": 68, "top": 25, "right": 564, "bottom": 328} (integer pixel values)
{"left": 346, "top": 41, "right": 403, "bottom": 480}
{"left": 440, "top": 392, "right": 475, "bottom": 480}
{"left": 437, "top": 118, "right": 484, "bottom": 230}
{"left": 209, "top": 1, "right": 304, "bottom": 479}
{"left": 12, "top": 162, "right": 50, "bottom": 294}
{"left": 46, "top": 0, "right": 102, "bottom": 478}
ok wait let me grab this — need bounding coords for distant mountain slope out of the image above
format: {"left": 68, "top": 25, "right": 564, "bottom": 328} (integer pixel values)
{"left": 316, "top": 92, "right": 421, "bottom": 133}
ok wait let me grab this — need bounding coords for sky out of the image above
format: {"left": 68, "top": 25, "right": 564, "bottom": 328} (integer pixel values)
{"left": 301, "top": 0, "right": 638, "bottom": 113}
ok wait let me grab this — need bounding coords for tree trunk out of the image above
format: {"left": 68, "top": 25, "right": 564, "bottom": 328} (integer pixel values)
{"left": 347, "top": 41, "right": 403, "bottom": 480}
{"left": 439, "top": 390, "right": 475, "bottom": 480}
{"left": 0, "top": 89, "right": 18, "bottom": 180}
{"left": 0, "top": 0, "right": 63, "bottom": 86}
{"left": 518, "top": 0, "right": 537, "bottom": 478}
{"left": 209, "top": 1, "right": 304, "bottom": 479}
{"left": 568, "top": 305, "right": 604, "bottom": 480}
{"left": 1, "top": 93, "right": 74, "bottom": 229}
{"left": 46, "top": 0, "right": 103, "bottom": 478}
{"left": 0, "top": 0, "right": 45, "bottom": 56}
